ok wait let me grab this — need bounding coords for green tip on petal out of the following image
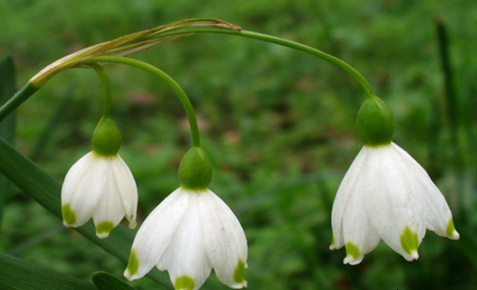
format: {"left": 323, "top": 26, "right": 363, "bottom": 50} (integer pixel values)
{"left": 330, "top": 235, "right": 336, "bottom": 247}
{"left": 233, "top": 259, "right": 246, "bottom": 284}
{"left": 62, "top": 204, "right": 76, "bottom": 225}
{"left": 126, "top": 250, "right": 139, "bottom": 277}
{"left": 345, "top": 242, "right": 360, "bottom": 259}
{"left": 356, "top": 95, "right": 395, "bottom": 146}
{"left": 400, "top": 226, "right": 419, "bottom": 256}
{"left": 92, "top": 117, "right": 122, "bottom": 156}
{"left": 95, "top": 221, "right": 115, "bottom": 237}
{"left": 178, "top": 147, "right": 212, "bottom": 190}
{"left": 175, "top": 276, "right": 195, "bottom": 290}
{"left": 446, "top": 218, "right": 459, "bottom": 240}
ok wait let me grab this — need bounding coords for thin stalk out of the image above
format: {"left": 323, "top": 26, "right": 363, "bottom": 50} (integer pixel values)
{"left": 238, "top": 30, "right": 375, "bottom": 98}
{"left": 90, "top": 63, "right": 112, "bottom": 118}
{"left": 155, "top": 27, "right": 376, "bottom": 98}
{"left": 84, "top": 56, "right": 201, "bottom": 147}
{"left": 1, "top": 25, "right": 375, "bottom": 122}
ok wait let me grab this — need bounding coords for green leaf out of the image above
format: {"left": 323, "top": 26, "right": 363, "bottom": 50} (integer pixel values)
{"left": 92, "top": 272, "right": 138, "bottom": 290}
{"left": 0, "top": 137, "right": 172, "bottom": 289}
{"left": 0, "top": 56, "right": 17, "bottom": 229}
{"left": 0, "top": 56, "right": 16, "bottom": 141}
{"left": 0, "top": 252, "right": 96, "bottom": 290}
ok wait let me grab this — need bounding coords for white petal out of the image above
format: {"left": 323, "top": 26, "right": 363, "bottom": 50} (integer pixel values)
{"left": 61, "top": 152, "right": 105, "bottom": 227}
{"left": 124, "top": 188, "right": 190, "bottom": 281}
{"left": 158, "top": 190, "right": 212, "bottom": 290}
{"left": 92, "top": 158, "right": 127, "bottom": 238}
{"left": 366, "top": 144, "right": 425, "bottom": 261}
{"left": 199, "top": 190, "right": 247, "bottom": 288}
{"left": 392, "top": 143, "right": 459, "bottom": 239}
{"left": 331, "top": 146, "right": 370, "bottom": 250}
{"left": 341, "top": 170, "right": 380, "bottom": 265}
{"left": 111, "top": 155, "right": 138, "bottom": 229}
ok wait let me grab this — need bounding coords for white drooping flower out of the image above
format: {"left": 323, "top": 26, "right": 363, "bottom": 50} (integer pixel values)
{"left": 62, "top": 116, "right": 137, "bottom": 238}
{"left": 125, "top": 147, "right": 247, "bottom": 290}
{"left": 330, "top": 142, "right": 459, "bottom": 265}
{"left": 61, "top": 151, "right": 138, "bottom": 238}
{"left": 124, "top": 187, "right": 248, "bottom": 290}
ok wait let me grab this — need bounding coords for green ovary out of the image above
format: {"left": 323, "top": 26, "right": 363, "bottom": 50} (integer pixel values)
{"left": 175, "top": 276, "right": 195, "bottom": 290}
{"left": 233, "top": 259, "right": 246, "bottom": 284}
{"left": 400, "top": 226, "right": 419, "bottom": 255}
{"left": 345, "top": 242, "right": 361, "bottom": 259}
{"left": 62, "top": 204, "right": 76, "bottom": 225}
{"left": 126, "top": 250, "right": 139, "bottom": 276}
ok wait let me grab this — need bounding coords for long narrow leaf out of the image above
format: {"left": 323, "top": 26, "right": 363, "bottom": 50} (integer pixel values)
{"left": 0, "top": 137, "right": 171, "bottom": 289}
{"left": 92, "top": 271, "right": 138, "bottom": 290}
{"left": 0, "top": 56, "right": 17, "bottom": 228}
{"left": 0, "top": 252, "right": 97, "bottom": 290}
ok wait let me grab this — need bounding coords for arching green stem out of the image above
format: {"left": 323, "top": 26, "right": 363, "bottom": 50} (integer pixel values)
{"left": 89, "top": 63, "right": 112, "bottom": 118}
{"left": 155, "top": 27, "right": 376, "bottom": 98}
{"left": 238, "top": 30, "right": 375, "bottom": 98}
{"left": 0, "top": 23, "right": 376, "bottom": 122}
{"left": 84, "top": 56, "right": 201, "bottom": 147}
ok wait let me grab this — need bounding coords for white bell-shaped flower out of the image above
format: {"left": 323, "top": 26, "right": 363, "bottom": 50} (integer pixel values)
{"left": 124, "top": 187, "right": 247, "bottom": 290}
{"left": 330, "top": 142, "right": 459, "bottom": 265}
{"left": 125, "top": 147, "right": 247, "bottom": 290}
{"left": 61, "top": 117, "right": 137, "bottom": 238}
{"left": 61, "top": 151, "right": 138, "bottom": 238}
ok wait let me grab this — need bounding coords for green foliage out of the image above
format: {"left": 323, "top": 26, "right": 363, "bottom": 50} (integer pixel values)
{"left": 1, "top": 1, "right": 477, "bottom": 290}
{"left": 92, "top": 271, "right": 138, "bottom": 290}
{"left": 0, "top": 252, "right": 96, "bottom": 290}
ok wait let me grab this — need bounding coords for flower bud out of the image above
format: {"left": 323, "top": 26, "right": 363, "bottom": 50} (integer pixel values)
{"left": 356, "top": 96, "right": 395, "bottom": 146}
{"left": 178, "top": 147, "right": 212, "bottom": 190}
{"left": 92, "top": 117, "right": 122, "bottom": 156}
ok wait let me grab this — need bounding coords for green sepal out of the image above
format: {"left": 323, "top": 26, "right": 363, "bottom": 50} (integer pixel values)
{"left": 356, "top": 95, "right": 395, "bottom": 146}
{"left": 178, "top": 147, "right": 212, "bottom": 190}
{"left": 92, "top": 117, "right": 122, "bottom": 156}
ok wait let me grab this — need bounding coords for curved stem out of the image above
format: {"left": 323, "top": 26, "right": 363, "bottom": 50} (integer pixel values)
{"left": 84, "top": 56, "right": 201, "bottom": 147}
{"left": 1, "top": 23, "right": 376, "bottom": 123}
{"left": 156, "top": 27, "right": 375, "bottom": 98}
{"left": 238, "top": 30, "right": 375, "bottom": 98}
{"left": 89, "top": 63, "right": 112, "bottom": 118}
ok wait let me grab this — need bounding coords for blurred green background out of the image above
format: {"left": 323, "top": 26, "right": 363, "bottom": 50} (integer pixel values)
{"left": 1, "top": 0, "right": 477, "bottom": 289}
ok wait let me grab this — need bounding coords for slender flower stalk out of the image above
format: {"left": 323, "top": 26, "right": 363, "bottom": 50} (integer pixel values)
{"left": 84, "top": 56, "right": 202, "bottom": 148}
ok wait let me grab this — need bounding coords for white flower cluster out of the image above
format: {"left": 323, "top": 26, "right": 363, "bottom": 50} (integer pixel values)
{"left": 61, "top": 101, "right": 458, "bottom": 290}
